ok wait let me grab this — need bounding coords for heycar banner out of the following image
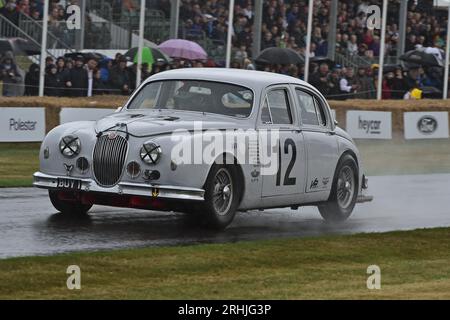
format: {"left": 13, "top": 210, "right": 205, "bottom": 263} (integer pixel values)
{"left": 404, "top": 112, "right": 449, "bottom": 139}
{"left": 346, "top": 111, "right": 392, "bottom": 139}
{"left": 0, "top": 107, "right": 46, "bottom": 142}
{"left": 60, "top": 108, "right": 115, "bottom": 124}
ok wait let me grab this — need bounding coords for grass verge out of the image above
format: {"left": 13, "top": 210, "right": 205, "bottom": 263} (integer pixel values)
{"left": 0, "top": 228, "right": 450, "bottom": 299}
{"left": 0, "top": 143, "right": 40, "bottom": 187}
{"left": 355, "top": 139, "right": 450, "bottom": 176}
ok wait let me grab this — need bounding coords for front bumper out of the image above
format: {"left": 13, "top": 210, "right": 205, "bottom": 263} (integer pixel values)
{"left": 33, "top": 172, "right": 205, "bottom": 201}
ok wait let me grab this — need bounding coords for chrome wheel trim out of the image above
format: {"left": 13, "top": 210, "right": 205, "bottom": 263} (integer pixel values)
{"left": 212, "top": 168, "right": 233, "bottom": 216}
{"left": 336, "top": 165, "right": 355, "bottom": 209}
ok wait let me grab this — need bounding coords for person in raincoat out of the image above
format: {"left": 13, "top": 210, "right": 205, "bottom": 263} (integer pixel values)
{"left": 0, "top": 52, "right": 24, "bottom": 97}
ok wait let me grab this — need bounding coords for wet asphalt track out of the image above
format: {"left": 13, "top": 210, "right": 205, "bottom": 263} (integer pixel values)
{"left": 1, "top": 174, "right": 450, "bottom": 259}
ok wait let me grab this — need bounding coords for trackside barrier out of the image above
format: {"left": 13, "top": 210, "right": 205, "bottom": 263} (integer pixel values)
{"left": 1, "top": 105, "right": 450, "bottom": 142}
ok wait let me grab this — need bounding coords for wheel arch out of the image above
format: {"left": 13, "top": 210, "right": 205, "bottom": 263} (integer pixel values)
{"left": 329, "top": 150, "right": 360, "bottom": 200}
{"left": 340, "top": 149, "right": 359, "bottom": 169}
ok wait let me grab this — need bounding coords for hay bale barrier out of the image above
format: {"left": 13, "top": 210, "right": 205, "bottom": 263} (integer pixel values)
{"left": 1, "top": 96, "right": 450, "bottom": 134}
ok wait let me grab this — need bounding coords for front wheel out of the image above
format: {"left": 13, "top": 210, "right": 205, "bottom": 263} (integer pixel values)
{"left": 49, "top": 190, "right": 92, "bottom": 216}
{"left": 319, "top": 154, "right": 358, "bottom": 222}
{"left": 201, "top": 164, "right": 240, "bottom": 230}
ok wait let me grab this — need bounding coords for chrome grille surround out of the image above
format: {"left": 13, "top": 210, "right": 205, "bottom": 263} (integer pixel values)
{"left": 93, "top": 134, "right": 128, "bottom": 187}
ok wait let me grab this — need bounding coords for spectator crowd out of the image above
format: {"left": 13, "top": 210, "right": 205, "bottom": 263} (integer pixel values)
{"left": 0, "top": 51, "right": 168, "bottom": 96}
{"left": 0, "top": 0, "right": 449, "bottom": 99}
{"left": 171, "top": 1, "right": 443, "bottom": 64}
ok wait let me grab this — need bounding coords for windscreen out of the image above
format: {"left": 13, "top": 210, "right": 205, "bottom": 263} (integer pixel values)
{"left": 127, "top": 80, "right": 254, "bottom": 118}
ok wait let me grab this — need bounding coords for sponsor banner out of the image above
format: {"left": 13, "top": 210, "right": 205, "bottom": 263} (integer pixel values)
{"left": 404, "top": 112, "right": 449, "bottom": 139}
{"left": 60, "top": 108, "right": 115, "bottom": 124}
{"left": 346, "top": 111, "right": 392, "bottom": 139}
{"left": 0, "top": 107, "right": 46, "bottom": 142}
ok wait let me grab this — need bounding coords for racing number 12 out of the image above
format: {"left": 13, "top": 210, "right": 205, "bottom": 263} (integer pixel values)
{"left": 276, "top": 138, "right": 297, "bottom": 186}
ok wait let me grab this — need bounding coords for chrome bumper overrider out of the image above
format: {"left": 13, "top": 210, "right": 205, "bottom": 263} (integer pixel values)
{"left": 356, "top": 194, "right": 373, "bottom": 203}
{"left": 33, "top": 172, "right": 205, "bottom": 201}
{"left": 357, "top": 175, "right": 373, "bottom": 203}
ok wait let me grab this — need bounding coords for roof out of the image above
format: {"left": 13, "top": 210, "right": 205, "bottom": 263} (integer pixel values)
{"left": 146, "top": 68, "right": 317, "bottom": 92}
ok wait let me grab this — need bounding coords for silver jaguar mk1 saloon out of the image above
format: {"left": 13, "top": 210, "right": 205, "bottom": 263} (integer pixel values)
{"left": 34, "top": 68, "right": 372, "bottom": 229}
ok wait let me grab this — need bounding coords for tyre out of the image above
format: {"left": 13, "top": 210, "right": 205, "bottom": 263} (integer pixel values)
{"left": 201, "top": 164, "right": 240, "bottom": 229}
{"left": 48, "top": 190, "right": 92, "bottom": 216}
{"left": 318, "top": 154, "right": 358, "bottom": 222}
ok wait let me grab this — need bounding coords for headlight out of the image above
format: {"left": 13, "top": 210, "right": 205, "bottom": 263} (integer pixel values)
{"left": 126, "top": 161, "right": 141, "bottom": 178}
{"left": 76, "top": 157, "right": 89, "bottom": 174}
{"left": 140, "top": 141, "right": 162, "bottom": 164}
{"left": 59, "top": 135, "right": 81, "bottom": 158}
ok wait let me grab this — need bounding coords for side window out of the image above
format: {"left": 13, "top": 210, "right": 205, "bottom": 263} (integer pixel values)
{"left": 263, "top": 89, "right": 293, "bottom": 125}
{"left": 260, "top": 98, "right": 272, "bottom": 123}
{"left": 296, "top": 89, "right": 327, "bottom": 127}
{"left": 296, "top": 89, "right": 319, "bottom": 126}
{"left": 314, "top": 97, "right": 327, "bottom": 126}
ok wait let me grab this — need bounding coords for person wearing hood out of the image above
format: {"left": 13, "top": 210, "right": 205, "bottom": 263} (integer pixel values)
{"left": 67, "top": 55, "right": 88, "bottom": 97}
{"left": 109, "top": 56, "right": 131, "bottom": 95}
{"left": 24, "top": 63, "right": 40, "bottom": 96}
{"left": 44, "top": 64, "right": 62, "bottom": 96}
{"left": 56, "top": 57, "right": 70, "bottom": 96}
{"left": 99, "top": 57, "right": 112, "bottom": 83}
{"left": 93, "top": 68, "right": 109, "bottom": 95}
{"left": 0, "top": 1, "right": 19, "bottom": 25}
{"left": 0, "top": 52, "right": 23, "bottom": 97}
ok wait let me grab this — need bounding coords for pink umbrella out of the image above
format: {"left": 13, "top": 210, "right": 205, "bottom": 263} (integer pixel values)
{"left": 158, "top": 39, "right": 207, "bottom": 60}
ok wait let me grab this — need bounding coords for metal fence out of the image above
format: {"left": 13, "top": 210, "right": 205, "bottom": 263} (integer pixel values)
{"left": 0, "top": 14, "right": 69, "bottom": 61}
{"left": 335, "top": 52, "right": 400, "bottom": 69}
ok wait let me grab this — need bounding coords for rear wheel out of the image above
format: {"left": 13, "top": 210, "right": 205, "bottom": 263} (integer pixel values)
{"left": 201, "top": 164, "right": 239, "bottom": 230}
{"left": 48, "top": 190, "right": 92, "bottom": 216}
{"left": 319, "top": 154, "right": 358, "bottom": 222}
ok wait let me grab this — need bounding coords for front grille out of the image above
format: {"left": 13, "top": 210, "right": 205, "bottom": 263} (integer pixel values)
{"left": 93, "top": 134, "right": 128, "bottom": 187}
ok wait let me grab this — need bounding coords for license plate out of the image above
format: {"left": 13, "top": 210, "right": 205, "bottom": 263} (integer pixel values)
{"left": 57, "top": 178, "right": 82, "bottom": 190}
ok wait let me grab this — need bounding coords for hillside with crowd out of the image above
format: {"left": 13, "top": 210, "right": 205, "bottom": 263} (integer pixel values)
{"left": 0, "top": 0, "right": 448, "bottom": 99}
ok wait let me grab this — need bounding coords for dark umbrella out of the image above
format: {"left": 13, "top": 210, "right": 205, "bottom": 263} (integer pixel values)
{"left": 0, "top": 38, "right": 40, "bottom": 55}
{"left": 400, "top": 48, "right": 444, "bottom": 68}
{"left": 124, "top": 47, "right": 171, "bottom": 64}
{"left": 382, "top": 64, "right": 401, "bottom": 74}
{"left": 311, "top": 56, "right": 334, "bottom": 67}
{"left": 400, "top": 60, "right": 421, "bottom": 70}
{"left": 255, "top": 47, "right": 304, "bottom": 65}
{"left": 64, "top": 52, "right": 106, "bottom": 62}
